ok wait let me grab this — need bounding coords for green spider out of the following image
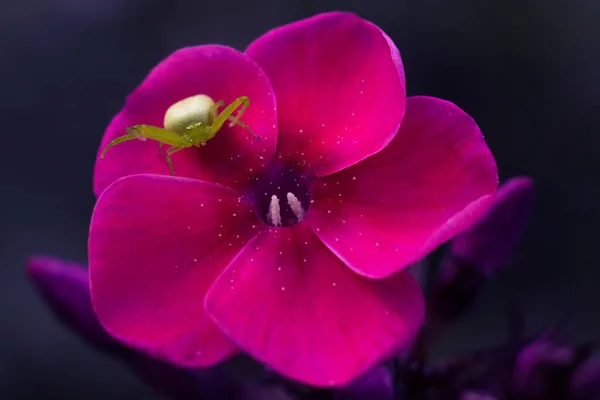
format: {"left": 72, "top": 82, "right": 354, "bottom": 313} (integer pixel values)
{"left": 101, "top": 95, "right": 259, "bottom": 175}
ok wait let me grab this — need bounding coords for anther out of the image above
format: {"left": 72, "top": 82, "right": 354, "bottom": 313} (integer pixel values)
{"left": 267, "top": 195, "right": 282, "bottom": 227}
{"left": 286, "top": 192, "right": 306, "bottom": 222}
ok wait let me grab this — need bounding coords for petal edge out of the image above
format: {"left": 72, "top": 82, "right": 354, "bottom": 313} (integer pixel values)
{"left": 247, "top": 12, "right": 406, "bottom": 176}
{"left": 309, "top": 96, "right": 498, "bottom": 278}
{"left": 89, "top": 174, "right": 264, "bottom": 366}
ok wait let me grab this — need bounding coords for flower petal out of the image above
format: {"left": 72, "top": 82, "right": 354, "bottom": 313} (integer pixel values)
{"left": 94, "top": 45, "right": 277, "bottom": 197}
{"left": 309, "top": 96, "right": 498, "bottom": 278}
{"left": 205, "top": 223, "right": 424, "bottom": 387}
{"left": 246, "top": 12, "right": 406, "bottom": 177}
{"left": 449, "top": 176, "right": 534, "bottom": 277}
{"left": 26, "top": 255, "right": 117, "bottom": 350}
{"left": 424, "top": 178, "right": 533, "bottom": 330}
{"left": 572, "top": 358, "right": 600, "bottom": 400}
{"left": 459, "top": 392, "right": 497, "bottom": 400}
{"left": 89, "top": 174, "right": 264, "bottom": 367}
{"left": 512, "top": 337, "right": 592, "bottom": 399}
{"left": 335, "top": 365, "right": 394, "bottom": 400}
{"left": 513, "top": 339, "right": 575, "bottom": 396}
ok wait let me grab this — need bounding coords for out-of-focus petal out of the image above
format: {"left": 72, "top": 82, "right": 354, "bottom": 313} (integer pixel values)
{"left": 26, "top": 256, "right": 116, "bottom": 350}
{"left": 512, "top": 337, "right": 591, "bottom": 399}
{"left": 246, "top": 12, "right": 406, "bottom": 177}
{"left": 205, "top": 223, "right": 424, "bottom": 387}
{"left": 571, "top": 358, "right": 600, "bottom": 400}
{"left": 94, "top": 45, "right": 277, "bottom": 197}
{"left": 459, "top": 392, "right": 497, "bottom": 400}
{"left": 513, "top": 339, "right": 574, "bottom": 396}
{"left": 450, "top": 176, "right": 534, "bottom": 276}
{"left": 425, "top": 177, "right": 533, "bottom": 330}
{"left": 89, "top": 174, "right": 264, "bottom": 367}
{"left": 309, "top": 96, "right": 498, "bottom": 278}
{"left": 335, "top": 365, "right": 394, "bottom": 400}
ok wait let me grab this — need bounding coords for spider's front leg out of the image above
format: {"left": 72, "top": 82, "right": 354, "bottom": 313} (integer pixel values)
{"left": 226, "top": 98, "right": 248, "bottom": 128}
{"left": 211, "top": 96, "right": 260, "bottom": 139}
{"left": 101, "top": 127, "right": 147, "bottom": 159}
{"left": 227, "top": 116, "right": 254, "bottom": 135}
{"left": 102, "top": 125, "right": 185, "bottom": 159}
{"left": 210, "top": 100, "right": 253, "bottom": 134}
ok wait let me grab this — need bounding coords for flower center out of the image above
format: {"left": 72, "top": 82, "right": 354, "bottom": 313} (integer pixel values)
{"left": 250, "top": 164, "right": 311, "bottom": 227}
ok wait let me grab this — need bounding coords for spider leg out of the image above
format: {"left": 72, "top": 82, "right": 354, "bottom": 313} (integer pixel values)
{"left": 102, "top": 125, "right": 187, "bottom": 159}
{"left": 226, "top": 98, "right": 249, "bottom": 128}
{"left": 211, "top": 100, "right": 225, "bottom": 115}
{"left": 101, "top": 133, "right": 140, "bottom": 159}
{"left": 165, "top": 146, "right": 184, "bottom": 176}
{"left": 208, "top": 96, "right": 260, "bottom": 140}
{"left": 227, "top": 115, "right": 259, "bottom": 139}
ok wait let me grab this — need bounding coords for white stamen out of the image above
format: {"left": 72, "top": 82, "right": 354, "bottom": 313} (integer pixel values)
{"left": 267, "top": 195, "right": 282, "bottom": 227}
{"left": 287, "top": 192, "right": 306, "bottom": 221}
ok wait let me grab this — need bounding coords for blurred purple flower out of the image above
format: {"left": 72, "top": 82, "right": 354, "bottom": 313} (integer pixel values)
{"left": 459, "top": 391, "right": 497, "bottom": 400}
{"left": 27, "top": 256, "right": 116, "bottom": 350}
{"left": 426, "top": 176, "right": 534, "bottom": 331}
{"left": 449, "top": 176, "right": 534, "bottom": 277}
{"left": 335, "top": 366, "right": 393, "bottom": 400}
{"left": 423, "top": 319, "right": 596, "bottom": 400}
{"left": 510, "top": 333, "right": 592, "bottom": 400}
{"left": 513, "top": 337, "right": 574, "bottom": 396}
{"left": 571, "top": 357, "right": 600, "bottom": 400}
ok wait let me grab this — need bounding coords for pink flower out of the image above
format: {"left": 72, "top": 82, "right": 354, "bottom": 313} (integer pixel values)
{"left": 89, "top": 12, "right": 498, "bottom": 386}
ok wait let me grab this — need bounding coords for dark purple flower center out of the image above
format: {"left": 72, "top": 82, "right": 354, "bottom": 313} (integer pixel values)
{"left": 249, "top": 163, "right": 312, "bottom": 227}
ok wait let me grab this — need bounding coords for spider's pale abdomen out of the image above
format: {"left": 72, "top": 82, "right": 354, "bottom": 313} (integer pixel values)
{"left": 163, "top": 94, "right": 215, "bottom": 134}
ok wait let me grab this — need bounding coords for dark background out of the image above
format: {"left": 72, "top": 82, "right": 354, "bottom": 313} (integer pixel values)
{"left": 1, "top": 0, "right": 598, "bottom": 398}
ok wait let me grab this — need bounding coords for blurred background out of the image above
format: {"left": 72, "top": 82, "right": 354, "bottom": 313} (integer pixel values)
{"left": 1, "top": 0, "right": 598, "bottom": 398}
